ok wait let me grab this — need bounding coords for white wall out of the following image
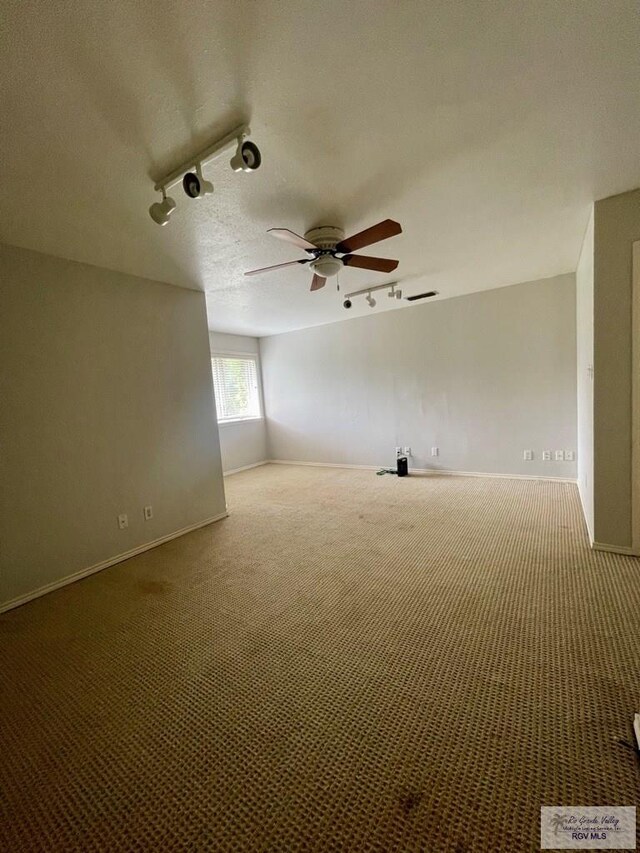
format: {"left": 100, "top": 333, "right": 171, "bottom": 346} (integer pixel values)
{"left": 261, "top": 275, "right": 577, "bottom": 479}
{"left": 209, "top": 332, "right": 268, "bottom": 473}
{"left": 576, "top": 208, "right": 594, "bottom": 540}
{"left": 592, "top": 188, "right": 640, "bottom": 549}
{"left": 0, "top": 245, "right": 227, "bottom": 609}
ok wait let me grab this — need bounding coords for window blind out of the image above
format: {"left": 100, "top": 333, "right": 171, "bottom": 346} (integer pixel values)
{"left": 211, "top": 356, "right": 261, "bottom": 422}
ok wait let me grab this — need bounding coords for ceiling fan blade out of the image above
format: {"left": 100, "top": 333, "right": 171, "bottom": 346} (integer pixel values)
{"left": 244, "top": 259, "right": 310, "bottom": 276}
{"left": 268, "top": 228, "right": 318, "bottom": 252}
{"left": 336, "top": 219, "right": 402, "bottom": 253}
{"left": 310, "top": 274, "right": 326, "bottom": 291}
{"left": 341, "top": 255, "right": 399, "bottom": 273}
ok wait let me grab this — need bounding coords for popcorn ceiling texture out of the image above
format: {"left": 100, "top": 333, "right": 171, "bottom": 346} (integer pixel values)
{"left": 2, "top": 1, "right": 639, "bottom": 335}
{"left": 1, "top": 464, "right": 639, "bottom": 851}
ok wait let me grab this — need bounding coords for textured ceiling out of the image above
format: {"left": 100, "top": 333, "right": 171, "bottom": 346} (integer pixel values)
{"left": 1, "top": 0, "right": 639, "bottom": 335}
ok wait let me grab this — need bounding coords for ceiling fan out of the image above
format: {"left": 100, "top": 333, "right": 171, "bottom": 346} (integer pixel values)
{"left": 245, "top": 219, "right": 402, "bottom": 291}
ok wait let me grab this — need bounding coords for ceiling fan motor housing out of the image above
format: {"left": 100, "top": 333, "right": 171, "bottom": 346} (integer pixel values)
{"left": 304, "top": 225, "right": 344, "bottom": 250}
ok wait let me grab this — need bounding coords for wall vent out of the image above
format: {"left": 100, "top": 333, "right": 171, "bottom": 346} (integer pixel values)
{"left": 405, "top": 291, "right": 438, "bottom": 302}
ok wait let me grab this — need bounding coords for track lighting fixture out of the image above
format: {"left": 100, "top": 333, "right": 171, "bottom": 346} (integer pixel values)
{"left": 148, "top": 188, "right": 176, "bottom": 226}
{"left": 149, "top": 124, "right": 260, "bottom": 224}
{"left": 230, "top": 139, "right": 262, "bottom": 172}
{"left": 342, "top": 281, "right": 437, "bottom": 309}
{"left": 343, "top": 281, "right": 399, "bottom": 309}
{"left": 182, "top": 163, "right": 213, "bottom": 199}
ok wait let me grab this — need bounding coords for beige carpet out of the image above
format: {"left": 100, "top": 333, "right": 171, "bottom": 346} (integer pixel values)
{"left": 1, "top": 464, "right": 638, "bottom": 852}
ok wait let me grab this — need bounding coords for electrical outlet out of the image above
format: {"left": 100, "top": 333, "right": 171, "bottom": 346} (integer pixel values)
{"left": 542, "top": 451, "right": 551, "bottom": 461}
{"left": 555, "top": 450, "right": 564, "bottom": 461}
{"left": 403, "top": 447, "right": 411, "bottom": 456}
{"left": 144, "top": 505, "right": 153, "bottom": 521}
{"left": 565, "top": 450, "right": 575, "bottom": 462}
{"left": 523, "top": 450, "right": 533, "bottom": 461}
{"left": 431, "top": 447, "right": 439, "bottom": 457}
{"left": 395, "top": 446, "right": 402, "bottom": 457}
{"left": 117, "top": 513, "right": 128, "bottom": 530}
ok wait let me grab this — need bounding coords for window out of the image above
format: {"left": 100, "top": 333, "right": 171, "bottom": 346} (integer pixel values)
{"left": 211, "top": 354, "right": 261, "bottom": 423}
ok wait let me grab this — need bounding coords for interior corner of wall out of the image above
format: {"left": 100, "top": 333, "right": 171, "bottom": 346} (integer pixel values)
{"left": 263, "top": 414, "right": 274, "bottom": 460}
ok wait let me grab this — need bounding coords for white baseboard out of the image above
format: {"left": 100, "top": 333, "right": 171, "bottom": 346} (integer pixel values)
{"left": 223, "top": 460, "right": 268, "bottom": 476}
{"left": 269, "top": 460, "right": 380, "bottom": 472}
{"left": 0, "top": 511, "right": 228, "bottom": 615}
{"left": 592, "top": 541, "right": 638, "bottom": 557}
{"left": 267, "top": 459, "right": 577, "bottom": 484}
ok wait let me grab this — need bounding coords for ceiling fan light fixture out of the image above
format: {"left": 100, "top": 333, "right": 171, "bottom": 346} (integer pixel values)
{"left": 310, "top": 256, "right": 343, "bottom": 279}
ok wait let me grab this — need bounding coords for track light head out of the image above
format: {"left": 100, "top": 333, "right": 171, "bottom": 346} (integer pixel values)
{"left": 182, "top": 164, "right": 214, "bottom": 199}
{"left": 149, "top": 190, "right": 176, "bottom": 226}
{"left": 366, "top": 293, "right": 376, "bottom": 308}
{"left": 395, "top": 289, "right": 402, "bottom": 299}
{"left": 230, "top": 138, "right": 262, "bottom": 172}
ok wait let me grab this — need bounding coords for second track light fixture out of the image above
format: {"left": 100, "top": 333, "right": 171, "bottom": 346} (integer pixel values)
{"left": 344, "top": 281, "right": 401, "bottom": 309}
{"left": 343, "top": 281, "right": 437, "bottom": 309}
{"left": 149, "top": 123, "right": 261, "bottom": 225}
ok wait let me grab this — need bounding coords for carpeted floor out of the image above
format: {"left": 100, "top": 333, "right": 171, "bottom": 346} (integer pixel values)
{"left": 1, "top": 464, "right": 639, "bottom": 852}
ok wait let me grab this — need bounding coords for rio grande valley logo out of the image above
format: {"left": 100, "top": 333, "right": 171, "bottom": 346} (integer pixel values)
{"left": 541, "top": 806, "right": 636, "bottom": 849}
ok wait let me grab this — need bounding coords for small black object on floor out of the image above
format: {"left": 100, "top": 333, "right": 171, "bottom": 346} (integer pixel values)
{"left": 376, "top": 456, "right": 409, "bottom": 476}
